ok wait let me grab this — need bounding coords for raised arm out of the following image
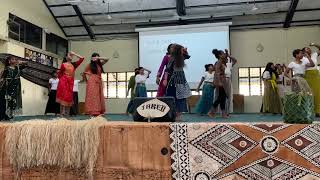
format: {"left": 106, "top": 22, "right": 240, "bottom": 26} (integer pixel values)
{"left": 98, "top": 57, "right": 110, "bottom": 65}
{"left": 310, "top": 43, "right": 320, "bottom": 55}
{"left": 305, "top": 53, "right": 315, "bottom": 68}
{"left": 69, "top": 52, "right": 84, "bottom": 68}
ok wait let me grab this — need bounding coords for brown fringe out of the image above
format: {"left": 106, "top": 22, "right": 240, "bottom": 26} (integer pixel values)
{"left": 4, "top": 117, "right": 106, "bottom": 180}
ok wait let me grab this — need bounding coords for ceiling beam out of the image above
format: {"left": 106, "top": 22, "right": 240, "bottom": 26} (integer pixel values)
{"left": 48, "top": 3, "right": 72, "bottom": 7}
{"left": 284, "top": 0, "right": 299, "bottom": 28}
{"left": 42, "top": 0, "right": 67, "bottom": 37}
{"left": 176, "top": 0, "right": 186, "bottom": 16}
{"left": 72, "top": 5, "right": 95, "bottom": 40}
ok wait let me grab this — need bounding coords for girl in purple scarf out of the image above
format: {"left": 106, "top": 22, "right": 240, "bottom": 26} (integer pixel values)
{"left": 156, "top": 44, "right": 174, "bottom": 97}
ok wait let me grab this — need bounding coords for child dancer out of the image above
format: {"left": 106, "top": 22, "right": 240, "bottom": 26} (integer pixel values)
{"left": 194, "top": 64, "right": 215, "bottom": 115}
{"left": 275, "top": 64, "right": 286, "bottom": 99}
{"left": 156, "top": 44, "right": 174, "bottom": 97}
{"left": 135, "top": 67, "right": 151, "bottom": 97}
{"left": 70, "top": 79, "right": 80, "bottom": 116}
{"left": 262, "top": 62, "right": 282, "bottom": 114}
{"left": 56, "top": 52, "right": 84, "bottom": 117}
{"left": 83, "top": 53, "right": 109, "bottom": 116}
{"left": 163, "top": 44, "right": 191, "bottom": 121}
{"left": 126, "top": 68, "right": 139, "bottom": 114}
{"left": 45, "top": 71, "right": 60, "bottom": 115}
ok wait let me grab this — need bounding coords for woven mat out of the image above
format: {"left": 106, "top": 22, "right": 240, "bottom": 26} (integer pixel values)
{"left": 170, "top": 123, "right": 320, "bottom": 180}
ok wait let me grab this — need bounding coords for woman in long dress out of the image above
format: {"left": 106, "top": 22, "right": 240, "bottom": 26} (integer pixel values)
{"left": 45, "top": 71, "right": 60, "bottom": 115}
{"left": 56, "top": 52, "right": 84, "bottom": 117}
{"left": 163, "top": 44, "right": 191, "bottom": 120}
{"left": 194, "top": 64, "right": 215, "bottom": 115}
{"left": 302, "top": 43, "right": 320, "bottom": 116}
{"left": 83, "top": 53, "right": 109, "bottom": 116}
{"left": 262, "top": 62, "right": 282, "bottom": 114}
{"left": 156, "top": 44, "right": 174, "bottom": 97}
{"left": 0, "top": 56, "right": 26, "bottom": 120}
{"left": 284, "top": 49, "right": 315, "bottom": 123}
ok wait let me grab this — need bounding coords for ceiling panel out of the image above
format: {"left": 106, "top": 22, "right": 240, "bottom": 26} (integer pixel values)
{"left": 185, "top": 0, "right": 290, "bottom": 7}
{"left": 91, "top": 24, "right": 136, "bottom": 34}
{"left": 293, "top": 11, "right": 320, "bottom": 21}
{"left": 46, "top": 0, "right": 68, "bottom": 5}
{"left": 57, "top": 17, "right": 82, "bottom": 26}
{"left": 51, "top": 6, "right": 77, "bottom": 16}
{"left": 77, "top": 0, "right": 175, "bottom": 14}
{"left": 296, "top": 0, "right": 320, "bottom": 10}
{"left": 186, "top": 1, "right": 290, "bottom": 16}
{"left": 64, "top": 27, "right": 88, "bottom": 35}
{"left": 232, "top": 12, "right": 286, "bottom": 25}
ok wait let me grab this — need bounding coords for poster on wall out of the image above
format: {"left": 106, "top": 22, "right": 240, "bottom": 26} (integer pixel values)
{"left": 25, "top": 48, "right": 58, "bottom": 68}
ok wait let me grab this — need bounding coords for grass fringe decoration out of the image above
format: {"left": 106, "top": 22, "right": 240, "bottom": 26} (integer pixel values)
{"left": 4, "top": 117, "right": 106, "bottom": 179}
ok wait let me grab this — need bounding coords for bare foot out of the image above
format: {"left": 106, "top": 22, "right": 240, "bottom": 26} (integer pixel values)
{"left": 207, "top": 112, "right": 215, "bottom": 118}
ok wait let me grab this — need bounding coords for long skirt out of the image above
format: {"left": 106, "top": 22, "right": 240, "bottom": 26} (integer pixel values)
{"left": 304, "top": 70, "right": 320, "bottom": 114}
{"left": 70, "top": 92, "right": 79, "bottom": 116}
{"left": 135, "top": 84, "right": 147, "bottom": 97}
{"left": 0, "top": 89, "right": 8, "bottom": 120}
{"left": 262, "top": 81, "right": 282, "bottom": 114}
{"left": 166, "top": 81, "right": 188, "bottom": 113}
{"left": 225, "top": 78, "right": 232, "bottom": 114}
{"left": 56, "top": 75, "right": 74, "bottom": 107}
{"left": 156, "top": 78, "right": 166, "bottom": 97}
{"left": 85, "top": 75, "right": 105, "bottom": 116}
{"left": 194, "top": 83, "right": 215, "bottom": 115}
{"left": 45, "top": 90, "right": 60, "bottom": 114}
{"left": 283, "top": 76, "right": 314, "bottom": 123}
{"left": 277, "top": 84, "right": 285, "bottom": 99}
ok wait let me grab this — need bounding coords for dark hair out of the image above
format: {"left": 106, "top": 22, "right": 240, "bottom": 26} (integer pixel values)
{"left": 263, "top": 62, "right": 278, "bottom": 79}
{"left": 293, "top": 49, "right": 302, "bottom": 58}
{"left": 166, "top": 44, "right": 173, "bottom": 55}
{"left": 90, "top": 52, "right": 105, "bottom": 74}
{"left": 212, "top": 49, "right": 224, "bottom": 59}
{"left": 205, "top": 64, "right": 213, "bottom": 71}
{"left": 63, "top": 55, "right": 77, "bottom": 68}
{"left": 4, "top": 55, "right": 14, "bottom": 66}
{"left": 302, "top": 47, "right": 308, "bottom": 52}
{"left": 51, "top": 71, "right": 57, "bottom": 76}
{"left": 172, "top": 44, "right": 185, "bottom": 68}
{"left": 134, "top": 68, "right": 139, "bottom": 76}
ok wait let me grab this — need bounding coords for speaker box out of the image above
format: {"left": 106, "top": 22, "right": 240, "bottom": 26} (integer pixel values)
{"left": 132, "top": 97, "right": 176, "bottom": 122}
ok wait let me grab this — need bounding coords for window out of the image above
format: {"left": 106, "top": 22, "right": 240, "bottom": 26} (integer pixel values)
{"left": 46, "top": 33, "right": 68, "bottom": 56}
{"left": 102, "top": 72, "right": 135, "bottom": 98}
{"left": 238, "top": 67, "right": 265, "bottom": 96}
{"left": 8, "top": 13, "right": 42, "bottom": 49}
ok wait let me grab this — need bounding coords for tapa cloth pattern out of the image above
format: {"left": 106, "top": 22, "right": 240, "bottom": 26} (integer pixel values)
{"left": 170, "top": 123, "right": 320, "bottom": 180}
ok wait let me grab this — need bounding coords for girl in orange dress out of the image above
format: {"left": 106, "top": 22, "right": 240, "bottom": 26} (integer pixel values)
{"left": 56, "top": 52, "right": 84, "bottom": 116}
{"left": 82, "top": 53, "right": 109, "bottom": 116}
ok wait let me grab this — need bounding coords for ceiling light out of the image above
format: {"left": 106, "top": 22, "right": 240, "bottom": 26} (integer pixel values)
{"left": 251, "top": 4, "right": 258, "bottom": 11}
{"left": 251, "top": 0, "right": 258, "bottom": 11}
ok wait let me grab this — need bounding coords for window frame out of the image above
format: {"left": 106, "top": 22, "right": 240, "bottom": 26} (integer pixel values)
{"left": 238, "top": 67, "right": 265, "bottom": 96}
